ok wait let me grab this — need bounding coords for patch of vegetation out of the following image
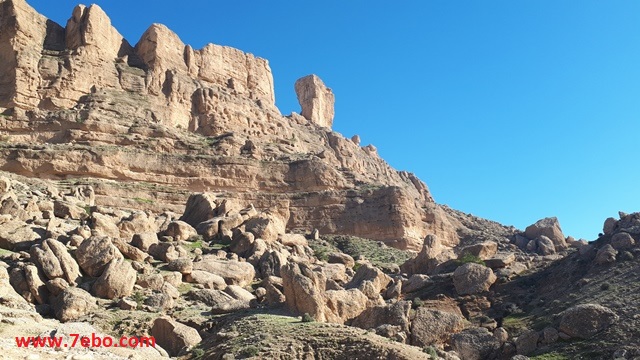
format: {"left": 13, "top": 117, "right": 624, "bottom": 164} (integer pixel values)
{"left": 178, "top": 283, "right": 194, "bottom": 295}
{"left": 321, "top": 235, "right": 412, "bottom": 268}
{"left": 301, "top": 313, "right": 315, "bottom": 323}
{"left": 187, "top": 236, "right": 205, "bottom": 250}
{"left": 530, "top": 353, "right": 570, "bottom": 360}
{"left": 0, "top": 248, "right": 14, "bottom": 256}
{"left": 132, "top": 291, "right": 145, "bottom": 309}
{"left": 191, "top": 346, "right": 205, "bottom": 359}
{"left": 238, "top": 345, "right": 260, "bottom": 358}
{"left": 456, "top": 253, "right": 486, "bottom": 266}
{"left": 412, "top": 297, "right": 424, "bottom": 309}
{"left": 502, "top": 314, "right": 531, "bottom": 337}
{"left": 422, "top": 346, "right": 438, "bottom": 359}
{"left": 133, "top": 197, "right": 154, "bottom": 205}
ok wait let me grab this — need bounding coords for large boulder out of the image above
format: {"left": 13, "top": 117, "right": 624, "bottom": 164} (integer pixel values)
{"left": 411, "top": 308, "right": 466, "bottom": 347}
{"left": 164, "top": 221, "right": 197, "bottom": 242}
{"left": 53, "top": 287, "right": 96, "bottom": 322}
{"left": 151, "top": 316, "right": 202, "bottom": 357}
{"left": 400, "top": 234, "right": 443, "bottom": 275}
{"left": 559, "top": 304, "right": 618, "bottom": 339}
{"left": 180, "top": 193, "right": 218, "bottom": 227}
{"left": 459, "top": 241, "right": 498, "bottom": 260}
{"left": 185, "top": 270, "right": 227, "bottom": 290}
{"left": 451, "top": 327, "right": 501, "bottom": 360}
{"left": 351, "top": 301, "right": 412, "bottom": 333}
{"left": 345, "top": 263, "right": 391, "bottom": 301}
{"left": 452, "top": 263, "right": 496, "bottom": 296}
{"left": 525, "top": 217, "right": 567, "bottom": 250}
{"left": 245, "top": 214, "right": 286, "bottom": 242}
{"left": 30, "top": 239, "right": 81, "bottom": 285}
{"left": 0, "top": 220, "right": 42, "bottom": 251}
{"left": 189, "top": 289, "right": 249, "bottom": 314}
{"left": 610, "top": 232, "right": 635, "bottom": 250}
{"left": 192, "top": 255, "right": 255, "bottom": 286}
{"left": 92, "top": 259, "right": 136, "bottom": 299}
{"left": 281, "top": 262, "right": 327, "bottom": 321}
{"left": 75, "top": 236, "right": 123, "bottom": 277}
{"left": 595, "top": 244, "right": 618, "bottom": 265}
{"left": 324, "top": 289, "right": 369, "bottom": 324}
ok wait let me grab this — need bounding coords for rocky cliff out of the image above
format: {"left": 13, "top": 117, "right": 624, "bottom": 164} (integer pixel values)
{"left": 0, "top": 0, "right": 488, "bottom": 251}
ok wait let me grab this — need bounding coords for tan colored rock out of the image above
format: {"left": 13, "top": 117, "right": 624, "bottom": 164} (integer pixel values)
{"left": 0, "top": 220, "right": 41, "bottom": 251}
{"left": 603, "top": 217, "right": 618, "bottom": 235}
{"left": 351, "top": 301, "right": 411, "bottom": 332}
{"left": 151, "top": 316, "right": 202, "bottom": 357}
{"left": 192, "top": 255, "right": 255, "bottom": 286}
{"left": 295, "top": 74, "right": 335, "bottom": 128}
{"left": 165, "top": 220, "right": 197, "bottom": 241}
{"left": 451, "top": 327, "right": 501, "bottom": 360}
{"left": 24, "top": 264, "right": 48, "bottom": 305}
{"left": 245, "top": 213, "right": 287, "bottom": 242}
{"left": 525, "top": 217, "right": 567, "bottom": 250}
{"left": 459, "top": 241, "right": 498, "bottom": 260}
{"left": 185, "top": 270, "right": 227, "bottom": 290}
{"left": 75, "top": 236, "right": 123, "bottom": 277}
{"left": 53, "top": 287, "right": 96, "bottom": 322}
{"left": 30, "top": 238, "right": 81, "bottom": 285}
{"left": 559, "top": 304, "right": 618, "bottom": 339}
{"left": 224, "top": 285, "right": 256, "bottom": 302}
{"left": 327, "top": 252, "right": 355, "bottom": 268}
{"left": 411, "top": 308, "right": 466, "bottom": 347}
{"left": 515, "top": 329, "right": 539, "bottom": 355}
{"left": 53, "top": 200, "right": 87, "bottom": 220}
{"left": 180, "top": 193, "right": 218, "bottom": 227}
{"left": 92, "top": 258, "right": 136, "bottom": 299}
{"left": 324, "top": 288, "right": 368, "bottom": 324}
{"left": 279, "top": 233, "right": 308, "bottom": 247}
{"left": 112, "top": 237, "right": 149, "bottom": 262}
{"left": 168, "top": 257, "right": 193, "bottom": 275}
{"left": 346, "top": 263, "right": 391, "bottom": 300}
{"left": 91, "top": 212, "right": 121, "bottom": 239}
{"left": 131, "top": 232, "right": 159, "bottom": 252}
{"left": 282, "top": 262, "right": 327, "bottom": 321}
{"left": 452, "top": 263, "right": 496, "bottom": 296}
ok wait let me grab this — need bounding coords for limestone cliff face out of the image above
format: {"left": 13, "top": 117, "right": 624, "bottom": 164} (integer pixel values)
{"left": 0, "top": 0, "right": 466, "bottom": 251}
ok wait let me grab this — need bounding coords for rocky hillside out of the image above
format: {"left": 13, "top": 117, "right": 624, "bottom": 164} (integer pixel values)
{"left": 0, "top": 1, "right": 634, "bottom": 360}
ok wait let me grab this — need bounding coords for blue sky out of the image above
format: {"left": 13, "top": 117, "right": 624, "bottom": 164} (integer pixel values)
{"left": 29, "top": 1, "right": 640, "bottom": 240}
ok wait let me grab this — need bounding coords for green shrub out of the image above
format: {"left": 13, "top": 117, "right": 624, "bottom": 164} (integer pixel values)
{"left": 422, "top": 346, "right": 438, "bottom": 358}
{"left": 191, "top": 347, "right": 205, "bottom": 359}
{"left": 239, "top": 345, "right": 260, "bottom": 357}
{"left": 412, "top": 297, "right": 424, "bottom": 309}
{"left": 457, "top": 253, "right": 486, "bottom": 266}
{"left": 301, "top": 313, "right": 315, "bottom": 322}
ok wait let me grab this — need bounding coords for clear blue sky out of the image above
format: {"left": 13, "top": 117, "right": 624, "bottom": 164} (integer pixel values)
{"left": 29, "top": 1, "right": 640, "bottom": 240}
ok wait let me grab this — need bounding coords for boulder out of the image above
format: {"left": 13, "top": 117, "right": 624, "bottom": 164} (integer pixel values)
{"left": 112, "top": 238, "right": 149, "bottom": 262}
{"left": 151, "top": 316, "right": 202, "bottom": 357}
{"left": 603, "top": 217, "right": 617, "bottom": 235}
{"left": 131, "top": 232, "right": 159, "bottom": 252}
{"left": 324, "top": 289, "right": 369, "bottom": 324}
{"left": 189, "top": 289, "right": 249, "bottom": 314}
{"left": 451, "top": 327, "right": 501, "bottom": 360}
{"left": 327, "top": 252, "right": 355, "bottom": 268}
{"left": 92, "top": 259, "right": 136, "bottom": 299}
{"left": 185, "top": 270, "right": 227, "bottom": 290}
{"left": 536, "top": 235, "right": 556, "bottom": 255}
{"left": 345, "top": 263, "right": 391, "bottom": 300}
{"left": 559, "top": 304, "right": 618, "bottom": 339}
{"left": 402, "top": 274, "right": 433, "bottom": 294}
{"left": 281, "top": 262, "right": 327, "bottom": 321}
{"left": 168, "top": 258, "right": 193, "bottom": 275}
{"left": 0, "top": 221, "right": 42, "bottom": 251}
{"left": 75, "top": 236, "right": 123, "bottom": 277}
{"left": 245, "top": 214, "right": 286, "bottom": 242}
{"left": 400, "top": 234, "right": 442, "bottom": 275}
{"left": 459, "top": 242, "right": 498, "bottom": 260}
{"left": 610, "top": 232, "right": 635, "bottom": 250}
{"left": 224, "top": 285, "right": 256, "bottom": 302}
{"left": 148, "top": 242, "right": 180, "bottom": 263}
{"left": 411, "top": 308, "right": 466, "bottom": 347}
{"left": 165, "top": 221, "right": 197, "bottom": 242}
{"left": 453, "top": 263, "right": 496, "bottom": 296}
{"left": 525, "top": 217, "right": 567, "bottom": 250}
{"left": 192, "top": 255, "right": 255, "bottom": 286}
{"left": 24, "top": 264, "right": 48, "bottom": 305}
{"left": 351, "top": 301, "right": 412, "bottom": 332}
{"left": 595, "top": 244, "right": 618, "bottom": 265}
{"left": 90, "top": 212, "right": 121, "bottom": 239}
{"left": 515, "top": 330, "right": 539, "bottom": 355}
{"left": 279, "top": 233, "right": 308, "bottom": 247}
{"left": 180, "top": 193, "right": 218, "bottom": 227}
{"left": 53, "top": 287, "right": 96, "bottom": 322}
{"left": 53, "top": 200, "right": 87, "bottom": 220}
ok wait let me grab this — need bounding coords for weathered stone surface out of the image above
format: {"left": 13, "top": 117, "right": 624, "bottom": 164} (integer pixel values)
{"left": 282, "top": 262, "right": 327, "bottom": 321}
{"left": 112, "top": 237, "right": 149, "bottom": 262}
{"left": 451, "top": 327, "right": 500, "bottom": 360}
{"left": 192, "top": 255, "right": 255, "bottom": 286}
{"left": 459, "top": 241, "right": 498, "bottom": 260}
{"left": 53, "top": 287, "right": 96, "bottom": 322}
{"left": 165, "top": 220, "right": 197, "bottom": 241}
{"left": 30, "top": 238, "right": 81, "bottom": 284}
{"left": 168, "top": 257, "right": 193, "bottom": 274}
{"left": 453, "top": 263, "right": 496, "bottom": 296}
{"left": 610, "top": 232, "right": 635, "bottom": 250}
{"left": 0, "top": 221, "right": 41, "bottom": 251}
{"left": 180, "top": 193, "right": 218, "bottom": 227}
{"left": 327, "top": 252, "right": 355, "bottom": 268}
{"left": 245, "top": 214, "right": 286, "bottom": 242}
{"left": 603, "top": 217, "right": 617, "bottom": 235}
{"left": 185, "top": 270, "right": 227, "bottom": 290}
{"left": 411, "top": 308, "right": 466, "bottom": 347}
{"left": 131, "top": 232, "right": 159, "bottom": 252}
{"left": 595, "top": 244, "right": 618, "bottom": 265}
{"left": 92, "top": 258, "right": 136, "bottom": 299}
{"left": 324, "top": 288, "right": 368, "bottom": 324}
{"left": 525, "top": 217, "right": 567, "bottom": 250}
{"left": 151, "top": 316, "right": 202, "bottom": 357}
{"left": 559, "top": 304, "right": 618, "bottom": 339}
{"left": 515, "top": 330, "right": 539, "bottom": 355}
{"left": 295, "top": 74, "right": 335, "bottom": 128}
{"left": 345, "top": 263, "right": 391, "bottom": 300}
{"left": 76, "top": 236, "right": 123, "bottom": 277}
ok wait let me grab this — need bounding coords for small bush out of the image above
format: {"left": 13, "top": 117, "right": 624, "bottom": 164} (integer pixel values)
{"left": 600, "top": 282, "right": 611, "bottom": 291}
{"left": 457, "top": 253, "right": 486, "bottom": 266}
{"left": 238, "top": 345, "right": 260, "bottom": 358}
{"left": 132, "top": 291, "right": 145, "bottom": 308}
{"left": 412, "top": 297, "right": 424, "bottom": 309}
{"left": 301, "top": 313, "right": 315, "bottom": 322}
{"left": 422, "top": 346, "right": 438, "bottom": 358}
{"left": 191, "top": 347, "right": 205, "bottom": 359}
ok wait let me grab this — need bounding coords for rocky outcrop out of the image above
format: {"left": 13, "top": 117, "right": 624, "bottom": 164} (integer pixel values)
{"left": 295, "top": 74, "right": 335, "bottom": 128}
{"left": 411, "top": 308, "right": 466, "bottom": 347}
{"left": 525, "top": 217, "right": 567, "bottom": 251}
